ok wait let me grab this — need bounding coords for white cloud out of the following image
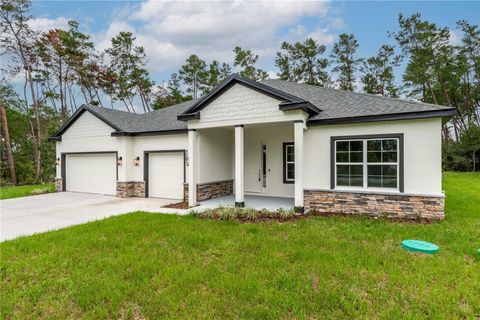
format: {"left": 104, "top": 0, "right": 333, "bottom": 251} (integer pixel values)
{"left": 266, "top": 70, "right": 279, "bottom": 80}
{"left": 28, "top": 17, "right": 70, "bottom": 32}
{"left": 94, "top": 0, "right": 337, "bottom": 72}
{"left": 449, "top": 29, "right": 462, "bottom": 46}
{"left": 306, "top": 26, "right": 337, "bottom": 45}
{"left": 329, "top": 17, "right": 345, "bottom": 29}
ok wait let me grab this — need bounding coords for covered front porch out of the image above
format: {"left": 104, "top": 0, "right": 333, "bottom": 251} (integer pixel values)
{"left": 187, "top": 120, "right": 305, "bottom": 212}
{"left": 200, "top": 194, "right": 294, "bottom": 211}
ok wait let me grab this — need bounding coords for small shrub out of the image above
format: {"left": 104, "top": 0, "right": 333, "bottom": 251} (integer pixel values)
{"left": 277, "top": 207, "right": 295, "bottom": 219}
{"left": 193, "top": 206, "right": 304, "bottom": 223}
{"left": 244, "top": 208, "right": 258, "bottom": 221}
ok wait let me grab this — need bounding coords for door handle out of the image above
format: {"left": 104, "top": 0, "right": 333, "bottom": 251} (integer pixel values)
{"left": 258, "top": 170, "right": 261, "bottom": 181}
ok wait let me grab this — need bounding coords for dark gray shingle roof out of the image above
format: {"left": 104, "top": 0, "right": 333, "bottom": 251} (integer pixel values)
{"left": 54, "top": 76, "right": 455, "bottom": 139}
{"left": 87, "top": 100, "right": 195, "bottom": 133}
{"left": 260, "top": 79, "right": 454, "bottom": 122}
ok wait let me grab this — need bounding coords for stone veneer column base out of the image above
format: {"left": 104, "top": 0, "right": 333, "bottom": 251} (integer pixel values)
{"left": 184, "top": 179, "right": 234, "bottom": 202}
{"left": 55, "top": 178, "right": 63, "bottom": 192}
{"left": 116, "top": 182, "right": 145, "bottom": 198}
{"left": 304, "top": 190, "right": 445, "bottom": 221}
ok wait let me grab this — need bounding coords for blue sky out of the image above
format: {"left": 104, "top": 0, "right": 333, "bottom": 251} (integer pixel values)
{"left": 30, "top": 1, "right": 479, "bottom": 86}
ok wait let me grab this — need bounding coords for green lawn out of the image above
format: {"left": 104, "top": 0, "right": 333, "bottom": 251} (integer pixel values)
{"left": 1, "top": 172, "right": 479, "bottom": 319}
{"left": 0, "top": 183, "right": 55, "bottom": 200}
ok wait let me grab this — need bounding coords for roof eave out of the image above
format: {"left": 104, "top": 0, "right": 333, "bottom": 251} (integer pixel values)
{"left": 111, "top": 129, "right": 188, "bottom": 137}
{"left": 48, "top": 136, "right": 62, "bottom": 142}
{"left": 307, "top": 108, "right": 457, "bottom": 126}
{"left": 177, "top": 112, "right": 200, "bottom": 121}
{"left": 279, "top": 101, "right": 321, "bottom": 115}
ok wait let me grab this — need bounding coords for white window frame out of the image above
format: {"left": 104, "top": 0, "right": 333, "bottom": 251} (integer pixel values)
{"left": 284, "top": 143, "right": 295, "bottom": 183}
{"left": 334, "top": 138, "right": 400, "bottom": 192}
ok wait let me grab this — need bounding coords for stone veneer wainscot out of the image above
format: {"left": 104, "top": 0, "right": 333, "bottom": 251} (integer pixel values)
{"left": 116, "top": 181, "right": 145, "bottom": 198}
{"left": 304, "top": 189, "right": 445, "bottom": 221}
{"left": 184, "top": 180, "right": 234, "bottom": 203}
{"left": 55, "top": 178, "right": 63, "bottom": 192}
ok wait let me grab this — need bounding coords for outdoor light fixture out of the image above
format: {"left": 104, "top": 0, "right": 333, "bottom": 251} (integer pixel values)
{"left": 117, "top": 156, "right": 123, "bottom": 166}
{"left": 134, "top": 156, "right": 140, "bottom": 166}
{"left": 56, "top": 157, "right": 60, "bottom": 166}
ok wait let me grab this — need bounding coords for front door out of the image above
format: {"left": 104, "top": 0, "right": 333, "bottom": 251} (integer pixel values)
{"left": 245, "top": 141, "right": 266, "bottom": 193}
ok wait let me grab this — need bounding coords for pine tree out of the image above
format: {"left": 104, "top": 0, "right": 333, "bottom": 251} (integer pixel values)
{"left": 233, "top": 46, "right": 268, "bottom": 81}
{"left": 331, "top": 33, "right": 362, "bottom": 91}
{"left": 178, "top": 54, "right": 207, "bottom": 99}
{"left": 275, "top": 38, "right": 330, "bottom": 86}
{"left": 104, "top": 31, "right": 154, "bottom": 112}
{"left": 360, "top": 45, "right": 399, "bottom": 97}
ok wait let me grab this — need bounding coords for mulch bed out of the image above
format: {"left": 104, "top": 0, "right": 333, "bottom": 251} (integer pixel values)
{"left": 163, "top": 201, "right": 190, "bottom": 209}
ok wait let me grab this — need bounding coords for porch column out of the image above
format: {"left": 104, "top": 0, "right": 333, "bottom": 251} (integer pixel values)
{"left": 188, "top": 129, "right": 197, "bottom": 207}
{"left": 294, "top": 120, "right": 304, "bottom": 212}
{"left": 234, "top": 125, "right": 245, "bottom": 207}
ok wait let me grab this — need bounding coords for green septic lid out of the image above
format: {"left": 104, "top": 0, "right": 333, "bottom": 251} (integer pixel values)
{"left": 402, "top": 240, "right": 439, "bottom": 254}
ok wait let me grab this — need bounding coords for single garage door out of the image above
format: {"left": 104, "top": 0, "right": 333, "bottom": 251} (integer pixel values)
{"left": 148, "top": 152, "right": 184, "bottom": 200}
{"left": 65, "top": 153, "right": 117, "bottom": 195}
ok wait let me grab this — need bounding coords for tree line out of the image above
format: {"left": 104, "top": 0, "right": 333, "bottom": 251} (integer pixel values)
{"left": 1, "top": 0, "right": 479, "bottom": 185}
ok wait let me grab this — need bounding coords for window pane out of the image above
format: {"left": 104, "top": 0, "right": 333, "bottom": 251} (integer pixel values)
{"left": 336, "top": 141, "right": 349, "bottom": 152}
{"left": 367, "top": 165, "right": 397, "bottom": 188}
{"left": 383, "top": 176, "right": 397, "bottom": 188}
{"left": 350, "top": 141, "right": 363, "bottom": 152}
{"left": 367, "top": 165, "right": 382, "bottom": 187}
{"left": 368, "top": 176, "right": 382, "bottom": 187}
{"left": 382, "top": 152, "right": 397, "bottom": 163}
{"left": 350, "top": 175, "right": 363, "bottom": 187}
{"left": 350, "top": 151, "right": 363, "bottom": 163}
{"left": 382, "top": 139, "right": 397, "bottom": 151}
{"left": 350, "top": 165, "right": 363, "bottom": 175}
{"left": 287, "top": 163, "right": 295, "bottom": 180}
{"left": 286, "top": 145, "right": 294, "bottom": 162}
{"left": 367, "top": 140, "right": 381, "bottom": 151}
{"left": 337, "top": 175, "right": 349, "bottom": 186}
{"left": 383, "top": 165, "right": 397, "bottom": 176}
{"left": 367, "top": 151, "right": 381, "bottom": 163}
{"left": 337, "top": 165, "right": 350, "bottom": 175}
{"left": 336, "top": 152, "right": 349, "bottom": 162}
{"left": 336, "top": 165, "right": 363, "bottom": 187}
{"left": 368, "top": 165, "right": 382, "bottom": 175}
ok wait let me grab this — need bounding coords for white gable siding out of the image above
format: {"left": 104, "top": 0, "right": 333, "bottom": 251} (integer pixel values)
{"left": 62, "top": 111, "right": 114, "bottom": 140}
{"left": 201, "top": 84, "right": 284, "bottom": 122}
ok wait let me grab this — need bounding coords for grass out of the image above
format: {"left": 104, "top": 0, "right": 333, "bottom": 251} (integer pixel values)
{"left": 1, "top": 172, "right": 479, "bottom": 319}
{"left": 0, "top": 183, "right": 55, "bottom": 200}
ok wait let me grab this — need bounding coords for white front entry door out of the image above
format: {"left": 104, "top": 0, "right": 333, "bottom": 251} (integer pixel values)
{"left": 245, "top": 140, "right": 263, "bottom": 193}
{"left": 148, "top": 152, "right": 184, "bottom": 200}
{"left": 65, "top": 153, "right": 117, "bottom": 195}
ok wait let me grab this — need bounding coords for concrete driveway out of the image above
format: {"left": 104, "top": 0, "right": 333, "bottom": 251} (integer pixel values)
{"left": 0, "top": 192, "right": 177, "bottom": 242}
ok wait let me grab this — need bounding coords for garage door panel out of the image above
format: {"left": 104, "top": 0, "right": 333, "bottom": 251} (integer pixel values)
{"left": 66, "top": 153, "right": 116, "bottom": 195}
{"left": 149, "top": 152, "right": 184, "bottom": 200}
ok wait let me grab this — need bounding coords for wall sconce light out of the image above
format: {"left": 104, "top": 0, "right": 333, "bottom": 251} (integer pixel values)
{"left": 56, "top": 157, "right": 60, "bottom": 166}
{"left": 134, "top": 156, "right": 140, "bottom": 166}
{"left": 117, "top": 156, "right": 123, "bottom": 166}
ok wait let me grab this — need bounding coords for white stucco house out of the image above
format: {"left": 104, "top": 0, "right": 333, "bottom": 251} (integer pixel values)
{"left": 51, "top": 74, "right": 455, "bottom": 220}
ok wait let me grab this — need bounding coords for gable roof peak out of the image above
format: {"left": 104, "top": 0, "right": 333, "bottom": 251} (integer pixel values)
{"left": 177, "top": 74, "right": 320, "bottom": 121}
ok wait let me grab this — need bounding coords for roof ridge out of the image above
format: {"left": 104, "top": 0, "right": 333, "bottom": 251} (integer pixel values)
{"left": 145, "top": 99, "right": 197, "bottom": 115}
{"left": 86, "top": 104, "right": 144, "bottom": 116}
{"left": 262, "top": 79, "right": 453, "bottom": 109}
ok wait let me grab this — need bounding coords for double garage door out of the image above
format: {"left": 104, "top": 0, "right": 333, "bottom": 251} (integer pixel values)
{"left": 64, "top": 152, "right": 184, "bottom": 199}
